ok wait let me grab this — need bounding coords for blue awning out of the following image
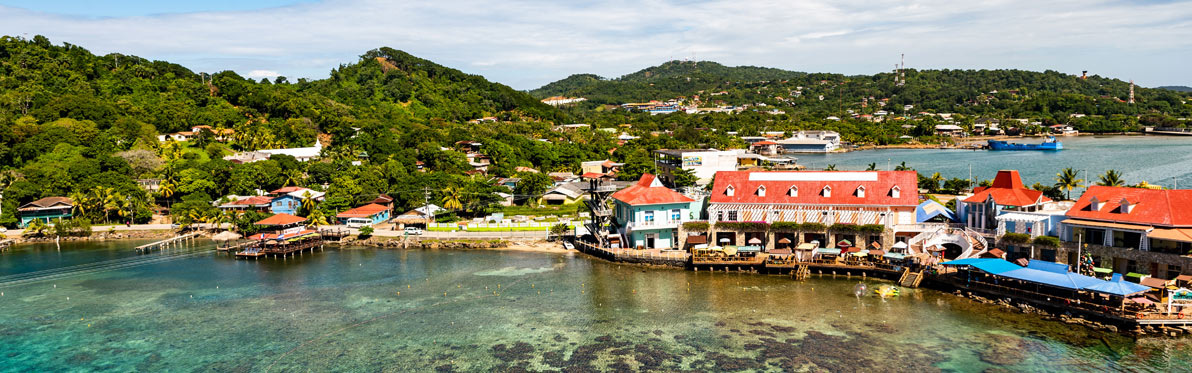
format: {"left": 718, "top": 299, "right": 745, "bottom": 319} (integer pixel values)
{"left": 816, "top": 248, "right": 842, "bottom": 255}
{"left": 945, "top": 258, "right": 1149, "bottom": 296}
{"left": 916, "top": 200, "right": 957, "bottom": 223}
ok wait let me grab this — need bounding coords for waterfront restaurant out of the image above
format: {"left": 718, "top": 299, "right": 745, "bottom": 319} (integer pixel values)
{"left": 17, "top": 196, "right": 73, "bottom": 227}
{"left": 705, "top": 170, "right": 920, "bottom": 252}
{"left": 958, "top": 170, "right": 1054, "bottom": 233}
{"left": 1059, "top": 186, "right": 1192, "bottom": 281}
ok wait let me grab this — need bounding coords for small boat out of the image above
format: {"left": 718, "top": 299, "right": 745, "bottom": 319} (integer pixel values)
{"left": 987, "top": 136, "right": 1063, "bottom": 151}
{"left": 563, "top": 241, "right": 575, "bottom": 250}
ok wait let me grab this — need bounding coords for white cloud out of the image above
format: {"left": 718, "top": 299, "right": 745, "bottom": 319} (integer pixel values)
{"left": 0, "top": 0, "right": 1190, "bottom": 89}
{"left": 245, "top": 70, "right": 281, "bottom": 79}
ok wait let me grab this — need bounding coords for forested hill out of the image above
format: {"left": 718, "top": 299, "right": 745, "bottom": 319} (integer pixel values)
{"left": 1159, "top": 86, "right": 1192, "bottom": 92}
{"left": 532, "top": 61, "right": 1189, "bottom": 117}
{"left": 0, "top": 37, "right": 560, "bottom": 158}
{"left": 530, "top": 60, "right": 806, "bottom": 103}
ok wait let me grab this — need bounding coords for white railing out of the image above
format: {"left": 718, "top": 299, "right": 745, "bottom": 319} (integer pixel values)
{"left": 429, "top": 220, "right": 589, "bottom": 229}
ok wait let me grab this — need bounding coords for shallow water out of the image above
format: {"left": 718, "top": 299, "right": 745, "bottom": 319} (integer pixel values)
{"left": 1, "top": 241, "right": 1189, "bottom": 371}
{"left": 797, "top": 135, "right": 1192, "bottom": 189}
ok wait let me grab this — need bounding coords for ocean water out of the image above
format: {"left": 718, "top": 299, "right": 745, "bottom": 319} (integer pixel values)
{"left": 797, "top": 135, "right": 1192, "bottom": 189}
{"left": 1, "top": 240, "right": 1189, "bottom": 371}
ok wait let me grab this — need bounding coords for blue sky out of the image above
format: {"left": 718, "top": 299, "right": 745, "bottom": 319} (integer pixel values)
{"left": 1, "top": 0, "right": 1190, "bottom": 89}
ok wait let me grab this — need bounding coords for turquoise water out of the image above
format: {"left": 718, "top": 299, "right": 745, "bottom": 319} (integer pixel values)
{"left": 1, "top": 241, "right": 1190, "bottom": 371}
{"left": 798, "top": 135, "right": 1192, "bottom": 189}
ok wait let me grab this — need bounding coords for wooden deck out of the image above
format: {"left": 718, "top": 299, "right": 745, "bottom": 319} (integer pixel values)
{"left": 234, "top": 237, "right": 324, "bottom": 259}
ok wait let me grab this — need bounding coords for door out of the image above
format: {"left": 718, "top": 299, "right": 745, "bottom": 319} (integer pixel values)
{"left": 645, "top": 234, "right": 656, "bottom": 249}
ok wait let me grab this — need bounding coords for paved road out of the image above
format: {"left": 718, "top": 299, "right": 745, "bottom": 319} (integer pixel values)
{"left": 2, "top": 224, "right": 550, "bottom": 241}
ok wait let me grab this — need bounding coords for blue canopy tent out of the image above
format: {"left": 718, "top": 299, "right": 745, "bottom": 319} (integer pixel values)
{"left": 916, "top": 200, "right": 957, "bottom": 223}
{"left": 942, "top": 258, "right": 1145, "bottom": 297}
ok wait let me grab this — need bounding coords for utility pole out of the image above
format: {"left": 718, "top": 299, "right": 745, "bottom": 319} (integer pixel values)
{"left": 423, "top": 187, "right": 432, "bottom": 227}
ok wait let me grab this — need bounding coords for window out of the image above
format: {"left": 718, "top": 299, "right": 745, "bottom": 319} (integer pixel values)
{"left": 757, "top": 186, "right": 766, "bottom": 197}
{"left": 716, "top": 211, "right": 724, "bottom": 221}
{"left": 725, "top": 185, "right": 735, "bottom": 196}
{"left": 891, "top": 186, "right": 901, "bottom": 199}
{"left": 822, "top": 186, "right": 832, "bottom": 197}
{"left": 1089, "top": 197, "right": 1101, "bottom": 211}
{"left": 644, "top": 211, "right": 655, "bottom": 223}
{"left": 788, "top": 186, "right": 798, "bottom": 197}
{"left": 727, "top": 210, "right": 738, "bottom": 221}
{"left": 671, "top": 209, "right": 681, "bottom": 222}
{"left": 856, "top": 186, "right": 866, "bottom": 198}
{"left": 1119, "top": 199, "right": 1133, "bottom": 213}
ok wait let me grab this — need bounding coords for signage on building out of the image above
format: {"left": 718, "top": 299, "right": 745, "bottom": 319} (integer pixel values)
{"left": 682, "top": 156, "right": 703, "bottom": 167}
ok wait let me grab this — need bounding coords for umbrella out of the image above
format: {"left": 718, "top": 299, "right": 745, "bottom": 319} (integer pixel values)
{"left": 719, "top": 238, "right": 730, "bottom": 243}
{"left": 748, "top": 237, "right": 762, "bottom": 244}
{"left": 892, "top": 241, "right": 908, "bottom": 249}
{"left": 837, "top": 239, "right": 853, "bottom": 248}
{"left": 778, "top": 237, "right": 792, "bottom": 244}
{"left": 212, "top": 231, "right": 242, "bottom": 241}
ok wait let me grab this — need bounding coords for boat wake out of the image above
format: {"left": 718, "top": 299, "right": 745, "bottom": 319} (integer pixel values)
{"left": 0, "top": 247, "right": 215, "bottom": 288}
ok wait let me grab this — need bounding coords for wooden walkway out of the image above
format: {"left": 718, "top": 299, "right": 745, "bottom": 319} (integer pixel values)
{"left": 235, "top": 237, "right": 324, "bottom": 259}
{"left": 135, "top": 232, "right": 201, "bottom": 252}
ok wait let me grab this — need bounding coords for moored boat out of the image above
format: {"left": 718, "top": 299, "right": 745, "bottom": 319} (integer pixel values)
{"left": 987, "top": 136, "right": 1063, "bottom": 150}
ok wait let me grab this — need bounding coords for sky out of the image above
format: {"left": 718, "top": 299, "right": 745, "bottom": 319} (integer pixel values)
{"left": 1, "top": 0, "right": 1190, "bottom": 90}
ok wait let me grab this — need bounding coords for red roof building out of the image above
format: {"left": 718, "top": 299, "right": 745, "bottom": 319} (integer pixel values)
{"left": 336, "top": 203, "right": 393, "bottom": 225}
{"left": 611, "top": 174, "right": 695, "bottom": 206}
{"left": 1060, "top": 186, "right": 1192, "bottom": 277}
{"left": 961, "top": 170, "right": 1052, "bottom": 230}
{"left": 707, "top": 170, "right": 919, "bottom": 225}
{"left": 255, "top": 213, "right": 307, "bottom": 226}
{"left": 219, "top": 196, "right": 274, "bottom": 211}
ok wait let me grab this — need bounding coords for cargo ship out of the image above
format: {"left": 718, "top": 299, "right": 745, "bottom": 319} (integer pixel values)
{"left": 987, "top": 136, "right": 1063, "bottom": 151}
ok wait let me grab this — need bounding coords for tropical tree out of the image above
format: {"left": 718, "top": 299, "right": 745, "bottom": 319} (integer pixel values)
{"left": 306, "top": 209, "right": 329, "bottom": 230}
{"left": 672, "top": 168, "right": 698, "bottom": 188}
{"left": 441, "top": 186, "right": 464, "bottom": 211}
{"left": 894, "top": 161, "right": 912, "bottom": 171}
{"left": 866, "top": 163, "right": 877, "bottom": 171}
{"left": 1054, "top": 167, "right": 1084, "bottom": 200}
{"left": 157, "top": 178, "right": 176, "bottom": 199}
{"left": 825, "top": 164, "right": 837, "bottom": 171}
{"left": 1097, "top": 170, "right": 1125, "bottom": 187}
{"left": 299, "top": 190, "right": 317, "bottom": 215}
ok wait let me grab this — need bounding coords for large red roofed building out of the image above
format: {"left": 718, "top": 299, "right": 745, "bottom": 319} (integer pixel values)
{"left": 960, "top": 170, "right": 1052, "bottom": 231}
{"left": 1059, "top": 186, "right": 1192, "bottom": 279}
{"left": 336, "top": 203, "right": 392, "bottom": 226}
{"left": 706, "top": 170, "right": 919, "bottom": 251}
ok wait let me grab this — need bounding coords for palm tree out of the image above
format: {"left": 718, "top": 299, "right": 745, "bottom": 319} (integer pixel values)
{"left": 306, "top": 209, "right": 328, "bottom": 230}
{"left": 929, "top": 172, "right": 944, "bottom": 192}
{"left": 441, "top": 186, "right": 464, "bottom": 211}
{"left": 158, "top": 178, "right": 176, "bottom": 199}
{"left": 300, "top": 190, "right": 317, "bottom": 214}
{"left": 1097, "top": 170, "right": 1125, "bottom": 187}
{"left": 825, "top": 164, "right": 837, "bottom": 171}
{"left": 68, "top": 191, "right": 91, "bottom": 219}
{"left": 866, "top": 163, "right": 877, "bottom": 171}
{"left": 1054, "top": 167, "right": 1084, "bottom": 200}
{"left": 894, "top": 161, "right": 911, "bottom": 171}
{"left": 284, "top": 169, "right": 304, "bottom": 187}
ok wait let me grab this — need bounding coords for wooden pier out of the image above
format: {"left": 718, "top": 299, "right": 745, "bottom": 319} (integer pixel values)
{"left": 135, "top": 232, "right": 201, "bottom": 252}
{"left": 234, "top": 236, "right": 324, "bottom": 259}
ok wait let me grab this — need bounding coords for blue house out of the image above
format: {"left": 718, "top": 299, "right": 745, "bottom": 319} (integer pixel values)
{"left": 18, "top": 197, "right": 74, "bottom": 227}
{"left": 610, "top": 174, "right": 696, "bottom": 249}
{"left": 271, "top": 195, "right": 302, "bottom": 215}
{"left": 335, "top": 203, "right": 391, "bottom": 226}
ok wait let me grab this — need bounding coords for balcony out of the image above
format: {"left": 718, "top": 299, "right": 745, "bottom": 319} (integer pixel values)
{"left": 626, "top": 220, "right": 679, "bottom": 231}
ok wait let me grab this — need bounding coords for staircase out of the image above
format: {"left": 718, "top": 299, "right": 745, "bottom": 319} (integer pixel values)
{"left": 792, "top": 264, "right": 810, "bottom": 280}
{"left": 899, "top": 268, "right": 925, "bottom": 287}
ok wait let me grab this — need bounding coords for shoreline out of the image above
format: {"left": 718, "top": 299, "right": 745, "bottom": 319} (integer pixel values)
{"left": 842, "top": 132, "right": 1148, "bottom": 152}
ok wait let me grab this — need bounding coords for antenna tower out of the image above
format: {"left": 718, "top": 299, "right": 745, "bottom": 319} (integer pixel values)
{"left": 584, "top": 178, "right": 617, "bottom": 248}
{"left": 896, "top": 54, "right": 906, "bottom": 86}
{"left": 1128, "top": 80, "right": 1135, "bottom": 104}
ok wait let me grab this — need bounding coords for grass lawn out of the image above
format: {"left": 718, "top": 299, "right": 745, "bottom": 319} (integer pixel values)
{"left": 428, "top": 224, "right": 577, "bottom": 232}
{"left": 499, "top": 203, "right": 581, "bottom": 217}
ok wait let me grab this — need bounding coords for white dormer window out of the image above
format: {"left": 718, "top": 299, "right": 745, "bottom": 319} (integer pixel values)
{"left": 856, "top": 186, "right": 866, "bottom": 198}
{"left": 891, "top": 186, "right": 901, "bottom": 199}
{"left": 1089, "top": 197, "right": 1101, "bottom": 211}
{"left": 823, "top": 185, "right": 832, "bottom": 198}
{"left": 757, "top": 185, "right": 766, "bottom": 197}
{"left": 788, "top": 186, "right": 799, "bottom": 197}
{"left": 725, "top": 185, "right": 735, "bottom": 197}
{"left": 1119, "top": 198, "right": 1134, "bottom": 213}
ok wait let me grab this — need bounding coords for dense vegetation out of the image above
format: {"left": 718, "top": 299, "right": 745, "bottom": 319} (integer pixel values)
{"left": 1, "top": 36, "right": 1189, "bottom": 229}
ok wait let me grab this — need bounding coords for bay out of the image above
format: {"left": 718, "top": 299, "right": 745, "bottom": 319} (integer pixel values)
{"left": 796, "top": 135, "right": 1192, "bottom": 189}
{"left": 1, "top": 241, "right": 1189, "bottom": 371}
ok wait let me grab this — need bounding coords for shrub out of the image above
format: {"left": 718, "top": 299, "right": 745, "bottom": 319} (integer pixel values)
{"left": 828, "top": 224, "right": 882, "bottom": 234}
{"left": 682, "top": 221, "right": 709, "bottom": 231}
{"left": 1001, "top": 232, "right": 1031, "bottom": 245}
{"left": 359, "top": 226, "right": 374, "bottom": 238}
{"left": 770, "top": 222, "right": 802, "bottom": 231}
{"left": 715, "top": 222, "right": 769, "bottom": 231}
{"left": 1033, "top": 235, "right": 1061, "bottom": 248}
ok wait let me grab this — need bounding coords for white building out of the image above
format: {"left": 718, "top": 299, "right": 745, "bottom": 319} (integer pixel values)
{"left": 541, "top": 96, "right": 588, "bottom": 106}
{"left": 225, "top": 139, "right": 323, "bottom": 163}
{"left": 774, "top": 131, "right": 841, "bottom": 153}
{"left": 653, "top": 149, "right": 739, "bottom": 186}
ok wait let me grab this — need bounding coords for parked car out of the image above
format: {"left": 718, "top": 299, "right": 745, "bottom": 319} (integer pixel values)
{"left": 403, "top": 227, "right": 423, "bottom": 235}
{"left": 346, "top": 218, "right": 372, "bottom": 228}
